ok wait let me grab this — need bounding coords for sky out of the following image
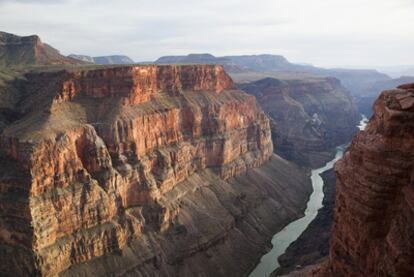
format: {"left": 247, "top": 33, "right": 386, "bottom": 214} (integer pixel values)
{"left": 0, "top": 0, "right": 413, "bottom": 68}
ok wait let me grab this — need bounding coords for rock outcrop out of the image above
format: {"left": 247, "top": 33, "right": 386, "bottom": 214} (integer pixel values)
{"left": 240, "top": 77, "right": 358, "bottom": 167}
{"left": 0, "top": 64, "right": 312, "bottom": 277}
{"left": 0, "top": 31, "right": 81, "bottom": 66}
{"left": 355, "top": 76, "right": 414, "bottom": 116}
{"left": 314, "top": 83, "right": 414, "bottom": 276}
{"left": 51, "top": 65, "right": 235, "bottom": 104}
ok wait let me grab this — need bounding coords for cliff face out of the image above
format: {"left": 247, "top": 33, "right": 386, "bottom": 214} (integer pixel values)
{"left": 52, "top": 65, "right": 235, "bottom": 104}
{"left": 0, "top": 64, "right": 312, "bottom": 277}
{"left": 320, "top": 83, "right": 414, "bottom": 276}
{"left": 240, "top": 77, "right": 359, "bottom": 167}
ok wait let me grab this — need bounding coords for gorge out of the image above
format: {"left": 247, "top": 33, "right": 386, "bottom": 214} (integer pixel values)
{"left": 1, "top": 30, "right": 413, "bottom": 277}
{"left": 0, "top": 63, "right": 315, "bottom": 277}
{"left": 319, "top": 83, "right": 414, "bottom": 276}
{"left": 268, "top": 115, "right": 368, "bottom": 276}
{"left": 272, "top": 83, "right": 414, "bottom": 277}
{"left": 249, "top": 145, "right": 345, "bottom": 277}
{"left": 239, "top": 76, "right": 358, "bottom": 168}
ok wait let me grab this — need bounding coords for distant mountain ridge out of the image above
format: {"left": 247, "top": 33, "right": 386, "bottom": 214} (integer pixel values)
{"left": 153, "top": 53, "right": 390, "bottom": 84}
{"left": 0, "top": 31, "right": 80, "bottom": 66}
{"left": 225, "top": 54, "right": 314, "bottom": 72}
{"left": 155, "top": 53, "right": 244, "bottom": 72}
{"left": 376, "top": 65, "right": 414, "bottom": 78}
{"left": 356, "top": 75, "right": 414, "bottom": 115}
{"left": 69, "top": 54, "right": 135, "bottom": 64}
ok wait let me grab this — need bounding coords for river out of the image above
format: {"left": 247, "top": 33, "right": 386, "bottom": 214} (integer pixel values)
{"left": 248, "top": 115, "right": 368, "bottom": 277}
{"left": 357, "top": 114, "right": 368, "bottom": 130}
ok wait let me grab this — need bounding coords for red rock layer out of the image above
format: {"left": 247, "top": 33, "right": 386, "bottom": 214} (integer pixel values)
{"left": 54, "top": 64, "right": 234, "bottom": 104}
{"left": 0, "top": 65, "right": 272, "bottom": 276}
{"left": 321, "top": 83, "right": 414, "bottom": 276}
{"left": 0, "top": 31, "right": 81, "bottom": 66}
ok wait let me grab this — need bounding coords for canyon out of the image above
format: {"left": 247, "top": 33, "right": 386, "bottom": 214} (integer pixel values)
{"left": 153, "top": 54, "right": 390, "bottom": 95}
{"left": 320, "top": 82, "right": 414, "bottom": 276}
{"left": 240, "top": 77, "right": 358, "bottom": 167}
{"left": 1, "top": 31, "right": 413, "bottom": 277}
{"left": 281, "top": 83, "right": 414, "bottom": 277}
{"left": 0, "top": 63, "right": 313, "bottom": 277}
{"left": 153, "top": 53, "right": 392, "bottom": 137}
{"left": 271, "top": 168, "right": 337, "bottom": 276}
{"left": 272, "top": 117, "right": 369, "bottom": 276}
{"left": 251, "top": 146, "right": 345, "bottom": 277}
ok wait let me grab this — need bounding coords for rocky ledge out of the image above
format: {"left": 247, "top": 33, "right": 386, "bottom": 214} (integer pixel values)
{"left": 0, "top": 65, "right": 312, "bottom": 277}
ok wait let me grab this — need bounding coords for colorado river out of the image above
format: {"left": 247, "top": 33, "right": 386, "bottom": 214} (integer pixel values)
{"left": 248, "top": 147, "right": 345, "bottom": 277}
{"left": 249, "top": 115, "right": 368, "bottom": 277}
{"left": 358, "top": 114, "right": 368, "bottom": 130}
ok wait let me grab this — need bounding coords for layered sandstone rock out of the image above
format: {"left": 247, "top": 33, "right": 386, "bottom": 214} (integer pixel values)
{"left": 61, "top": 154, "right": 311, "bottom": 277}
{"left": 312, "top": 83, "right": 414, "bottom": 276}
{"left": 0, "top": 64, "right": 312, "bottom": 277}
{"left": 52, "top": 65, "right": 234, "bottom": 104}
{"left": 240, "top": 77, "right": 358, "bottom": 167}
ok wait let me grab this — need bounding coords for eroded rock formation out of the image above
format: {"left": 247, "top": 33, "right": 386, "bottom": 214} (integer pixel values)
{"left": 240, "top": 77, "right": 358, "bottom": 167}
{"left": 307, "top": 83, "right": 414, "bottom": 277}
{"left": 0, "top": 31, "right": 81, "bottom": 66}
{"left": 355, "top": 75, "right": 414, "bottom": 116}
{"left": 0, "top": 64, "right": 312, "bottom": 277}
{"left": 52, "top": 65, "right": 234, "bottom": 104}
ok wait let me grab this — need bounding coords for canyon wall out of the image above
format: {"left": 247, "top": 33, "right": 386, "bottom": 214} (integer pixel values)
{"left": 240, "top": 77, "right": 358, "bottom": 167}
{"left": 311, "top": 83, "right": 414, "bottom": 276}
{"left": 0, "top": 65, "right": 312, "bottom": 277}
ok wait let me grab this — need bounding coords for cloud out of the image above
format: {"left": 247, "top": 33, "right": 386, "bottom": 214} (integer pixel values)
{"left": 0, "top": 0, "right": 69, "bottom": 4}
{"left": 0, "top": 0, "right": 413, "bottom": 67}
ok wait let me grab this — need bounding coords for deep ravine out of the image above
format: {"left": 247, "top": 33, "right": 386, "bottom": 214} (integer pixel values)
{"left": 248, "top": 114, "right": 368, "bottom": 277}
{"left": 248, "top": 147, "right": 345, "bottom": 277}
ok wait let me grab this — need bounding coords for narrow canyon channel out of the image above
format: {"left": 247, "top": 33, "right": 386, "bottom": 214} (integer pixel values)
{"left": 248, "top": 115, "right": 368, "bottom": 277}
